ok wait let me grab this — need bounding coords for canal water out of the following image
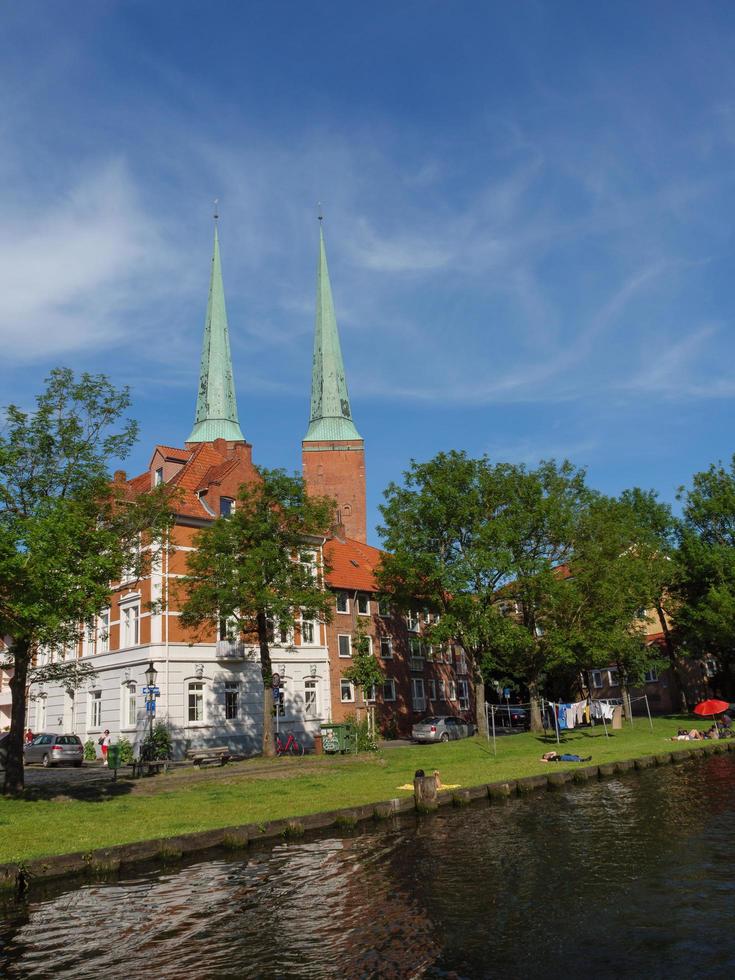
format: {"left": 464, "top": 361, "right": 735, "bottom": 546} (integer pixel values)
{"left": 2, "top": 754, "right": 734, "bottom": 978}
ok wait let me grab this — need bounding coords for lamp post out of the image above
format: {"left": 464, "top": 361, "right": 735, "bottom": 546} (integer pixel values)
{"left": 145, "top": 661, "right": 158, "bottom": 751}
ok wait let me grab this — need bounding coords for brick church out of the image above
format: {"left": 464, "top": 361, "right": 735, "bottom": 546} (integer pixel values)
{"left": 27, "top": 221, "right": 474, "bottom": 753}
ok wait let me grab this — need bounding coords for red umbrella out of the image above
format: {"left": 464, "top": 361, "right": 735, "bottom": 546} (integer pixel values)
{"left": 693, "top": 699, "right": 730, "bottom": 716}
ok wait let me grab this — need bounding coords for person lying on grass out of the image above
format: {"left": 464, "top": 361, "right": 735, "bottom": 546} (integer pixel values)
{"left": 541, "top": 751, "right": 592, "bottom": 763}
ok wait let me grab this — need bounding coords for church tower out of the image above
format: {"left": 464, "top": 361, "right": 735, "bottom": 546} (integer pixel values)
{"left": 187, "top": 218, "right": 246, "bottom": 446}
{"left": 302, "top": 221, "right": 366, "bottom": 543}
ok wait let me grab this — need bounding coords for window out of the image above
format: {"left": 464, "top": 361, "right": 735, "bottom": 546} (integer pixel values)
{"left": 300, "top": 613, "right": 316, "bottom": 646}
{"left": 411, "top": 678, "right": 426, "bottom": 712}
{"left": 366, "top": 683, "right": 377, "bottom": 703}
{"left": 380, "top": 637, "right": 393, "bottom": 659}
{"left": 220, "top": 497, "right": 235, "bottom": 516}
{"left": 90, "top": 690, "right": 102, "bottom": 728}
{"left": 340, "top": 678, "right": 355, "bottom": 703}
{"left": 378, "top": 597, "right": 391, "bottom": 617}
{"left": 458, "top": 679, "right": 470, "bottom": 711}
{"left": 409, "top": 637, "right": 424, "bottom": 669}
{"left": 644, "top": 669, "right": 659, "bottom": 683}
{"left": 449, "top": 680, "right": 457, "bottom": 701}
{"left": 224, "top": 681, "right": 239, "bottom": 720}
{"left": 590, "top": 670, "right": 603, "bottom": 690}
{"left": 299, "top": 551, "right": 317, "bottom": 581}
{"left": 336, "top": 591, "right": 349, "bottom": 614}
{"left": 154, "top": 466, "right": 164, "bottom": 486}
{"left": 122, "top": 604, "right": 139, "bottom": 647}
{"left": 442, "top": 645, "right": 452, "bottom": 664}
{"left": 124, "top": 683, "right": 137, "bottom": 728}
{"left": 438, "top": 679, "right": 446, "bottom": 701}
{"left": 383, "top": 678, "right": 396, "bottom": 702}
{"left": 703, "top": 658, "right": 719, "bottom": 679}
{"left": 356, "top": 593, "right": 370, "bottom": 616}
{"left": 425, "top": 644, "right": 435, "bottom": 662}
{"left": 608, "top": 669, "right": 620, "bottom": 687}
{"left": 97, "top": 611, "right": 109, "bottom": 653}
{"left": 304, "top": 679, "right": 319, "bottom": 717}
{"left": 406, "top": 611, "right": 420, "bottom": 633}
{"left": 428, "top": 679, "right": 436, "bottom": 700}
{"left": 188, "top": 682, "right": 204, "bottom": 723}
{"left": 338, "top": 634, "right": 352, "bottom": 658}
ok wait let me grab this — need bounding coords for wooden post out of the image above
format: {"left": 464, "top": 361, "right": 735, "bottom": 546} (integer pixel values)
{"left": 413, "top": 769, "right": 439, "bottom": 811}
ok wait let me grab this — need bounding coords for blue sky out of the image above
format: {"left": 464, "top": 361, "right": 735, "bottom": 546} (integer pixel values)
{"left": 1, "top": 1, "right": 733, "bottom": 543}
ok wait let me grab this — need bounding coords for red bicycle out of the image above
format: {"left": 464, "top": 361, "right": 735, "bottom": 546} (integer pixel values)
{"left": 275, "top": 731, "right": 305, "bottom": 756}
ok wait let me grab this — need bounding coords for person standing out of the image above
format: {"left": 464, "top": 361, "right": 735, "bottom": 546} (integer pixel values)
{"left": 24, "top": 728, "right": 34, "bottom": 744}
{"left": 100, "top": 729, "right": 111, "bottom": 766}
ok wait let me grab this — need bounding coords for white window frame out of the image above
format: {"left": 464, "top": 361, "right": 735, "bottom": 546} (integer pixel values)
{"left": 340, "top": 678, "right": 355, "bottom": 703}
{"left": 356, "top": 593, "right": 370, "bottom": 616}
{"left": 643, "top": 669, "right": 659, "bottom": 683}
{"left": 406, "top": 611, "right": 420, "bottom": 633}
{"left": 300, "top": 612, "right": 316, "bottom": 646}
{"left": 336, "top": 591, "right": 350, "bottom": 614}
{"left": 377, "top": 597, "right": 391, "bottom": 618}
{"left": 409, "top": 637, "right": 424, "bottom": 670}
{"left": 219, "top": 496, "right": 235, "bottom": 517}
{"left": 428, "top": 679, "right": 436, "bottom": 700}
{"left": 438, "top": 679, "right": 446, "bottom": 701}
{"left": 188, "top": 681, "right": 205, "bottom": 724}
{"left": 382, "top": 678, "right": 396, "bottom": 702}
{"left": 608, "top": 669, "right": 620, "bottom": 687}
{"left": 449, "top": 680, "right": 457, "bottom": 701}
{"left": 121, "top": 602, "right": 140, "bottom": 648}
{"left": 338, "top": 634, "right": 352, "bottom": 659}
{"left": 304, "top": 679, "right": 319, "bottom": 717}
{"left": 90, "top": 690, "right": 102, "bottom": 729}
{"left": 122, "top": 683, "right": 137, "bottom": 729}
{"left": 590, "top": 670, "right": 603, "bottom": 689}
{"left": 458, "top": 679, "right": 470, "bottom": 711}
{"left": 411, "top": 677, "right": 426, "bottom": 712}
{"left": 224, "top": 681, "right": 239, "bottom": 720}
{"left": 380, "top": 636, "right": 393, "bottom": 660}
{"left": 97, "top": 611, "right": 109, "bottom": 653}
{"left": 154, "top": 466, "right": 164, "bottom": 486}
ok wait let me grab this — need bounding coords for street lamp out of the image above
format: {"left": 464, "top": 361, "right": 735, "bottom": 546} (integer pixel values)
{"left": 144, "top": 661, "right": 158, "bottom": 758}
{"left": 145, "top": 661, "right": 158, "bottom": 688}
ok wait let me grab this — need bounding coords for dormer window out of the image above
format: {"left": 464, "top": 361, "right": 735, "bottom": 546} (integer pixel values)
{"left": 154, "top": 467, "right": 164, "bottom": 486}
{"left": 220, "top": 497, "right": 235, "bottom": 517}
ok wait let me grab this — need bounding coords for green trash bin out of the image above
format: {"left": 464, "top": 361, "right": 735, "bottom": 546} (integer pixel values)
{"left": 320, "top": 723, "right": 355, "bottom": 754}
{"left": 107, "top": 743, "right": 122, "bottom": 770}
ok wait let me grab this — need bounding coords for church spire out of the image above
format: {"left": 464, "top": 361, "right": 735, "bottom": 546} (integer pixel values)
{"left": 304, "top": 223, "right": 361, "bottom": 442}
{"left": 187, "top": 218, "right": 245, "bottom": 444}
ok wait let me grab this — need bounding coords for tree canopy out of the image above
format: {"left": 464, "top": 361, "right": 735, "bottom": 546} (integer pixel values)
{"left": 0, "top": 369, "right": 174, "bottom": 794}
{"left": 179, "top": 468, "right": 335, "bottom": 756}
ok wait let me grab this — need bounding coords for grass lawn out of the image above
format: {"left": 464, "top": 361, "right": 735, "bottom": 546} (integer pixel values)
{"left": 0, "top": 715, "right": 711, "bottom": 864}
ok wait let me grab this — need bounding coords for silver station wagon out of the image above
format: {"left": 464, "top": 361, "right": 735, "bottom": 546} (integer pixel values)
{"left": 411, "top": 716, "right": 475, "bottom": 743}
{"left": 24, "top": 733, "right": 84, "bottom": 767}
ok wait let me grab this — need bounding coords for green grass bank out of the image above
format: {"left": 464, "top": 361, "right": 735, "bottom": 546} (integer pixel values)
{"left": 0, "top": 715, "right": 720, "bottom": 864}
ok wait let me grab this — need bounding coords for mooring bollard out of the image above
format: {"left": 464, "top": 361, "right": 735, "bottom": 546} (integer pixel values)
{"left": 413, "top": 769, "right": 439, "bottom": 811}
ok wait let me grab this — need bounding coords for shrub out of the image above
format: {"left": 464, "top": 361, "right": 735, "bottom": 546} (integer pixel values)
{"left": 83, "top": 739, "right": 96, "bottom": 762}
{"left": 141, "top": 722, "right": 173, "bottom": 761}
{"left": 342, "top": 712, "right": 377, "bottom": 752}
{"left": 118, "top": 737, "right": 134, "bottom": 764}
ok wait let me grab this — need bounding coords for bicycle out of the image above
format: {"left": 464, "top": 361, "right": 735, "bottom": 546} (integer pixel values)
{"left": 275, "top": 731, "right": 305, "bottom": 756}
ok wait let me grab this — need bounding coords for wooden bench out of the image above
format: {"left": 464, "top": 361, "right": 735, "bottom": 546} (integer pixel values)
{"left": 186, "top": 745, "right": 231, "bottom": 767}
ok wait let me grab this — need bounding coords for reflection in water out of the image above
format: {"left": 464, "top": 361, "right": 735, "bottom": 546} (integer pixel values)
{"left": 1, "top": 755, "right": 734, "bottom": 978}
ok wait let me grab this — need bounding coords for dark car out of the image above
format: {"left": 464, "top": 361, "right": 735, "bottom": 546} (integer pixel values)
{"left": 24, "top": 733, "right": 84, "bottom": 767}
{"left": 490, "top": 704, "right": 529, "bottom": 729}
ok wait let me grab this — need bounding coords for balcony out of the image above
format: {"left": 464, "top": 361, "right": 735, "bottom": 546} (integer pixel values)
{"left": 215, "top": 640, "right": 247, "bottom": 661}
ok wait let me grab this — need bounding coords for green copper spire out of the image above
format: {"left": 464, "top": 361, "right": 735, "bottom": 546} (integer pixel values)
{"left": 188, "top": 222, "right": 245, "bottom": 444}
{"left": 304, "top": 224, "right": 362, "bottom": 442}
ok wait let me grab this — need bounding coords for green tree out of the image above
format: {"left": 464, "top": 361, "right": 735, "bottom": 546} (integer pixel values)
{"left": 343, "top": 618, "right": 385, "bottom": 723}
{"left": 674, "top": 455, "right": 735, "bottom": 685}
{"left": 377, "top": 452, "right": 590, "bottom": 734}
{"left": 179, "top": 469, "right": 335, "bottom": 757}
{"left": 0, "top": 369, "right": 174, "bottom": 795}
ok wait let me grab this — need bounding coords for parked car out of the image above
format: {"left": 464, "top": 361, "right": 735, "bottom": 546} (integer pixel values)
{"left": 24, "top": 733, "right": 84, "bottom": 767}
{"left": 490, "top": 704, "right": 530, "bottom": 729}
{"left": 411, "top": 716, "right": 475, "bottom": 743}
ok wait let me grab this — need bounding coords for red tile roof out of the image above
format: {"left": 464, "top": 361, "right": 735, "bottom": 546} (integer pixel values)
{"left": 149, "top": 445, "right": 192, "bottom": 464}
{"left": 324, "top": 537, "right": 385, "bottom": 592}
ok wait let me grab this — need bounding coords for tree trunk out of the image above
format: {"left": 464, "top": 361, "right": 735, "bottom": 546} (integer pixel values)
{"left": 656, "top": 601, "right": 688, "bottom": 712}
{"left": 257, "top": 611, "right": 276, "bottom": 758}
{"left": 620, "top": 678, "right": 632, "bottom": 721}
{"left": 473, "top": 675, "right": 488, "bottom": 738}
{"left": 528, "top": 678, "right": 543, "bottom": 732}
{"left": 4, "top": 638, "right": 30, "bottom": 796}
